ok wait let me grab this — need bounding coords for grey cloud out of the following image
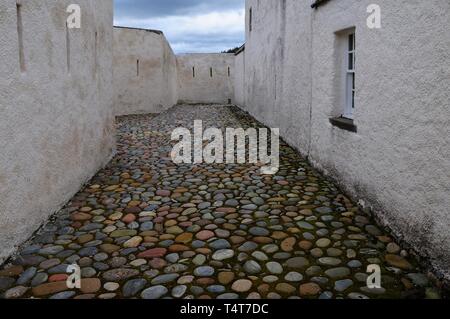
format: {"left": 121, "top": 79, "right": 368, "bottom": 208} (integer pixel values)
{"left": 114, "top": 0, "right": 245, "bottom": 53}
{"left": 115, "top": 0, "right": 244, "bottom": 18}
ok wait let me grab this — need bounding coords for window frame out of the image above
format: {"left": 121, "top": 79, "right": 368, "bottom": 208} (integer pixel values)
{"left": 344, "top": 32, "right": 356, "bottom": 119}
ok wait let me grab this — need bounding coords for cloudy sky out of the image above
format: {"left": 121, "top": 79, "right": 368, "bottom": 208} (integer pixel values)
{"left": 114, "top": 0, "right": 245, "bottom": 54}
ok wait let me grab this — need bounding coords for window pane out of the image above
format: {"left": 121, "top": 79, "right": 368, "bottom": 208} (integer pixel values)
{"left": 352, "top": 90, "right": 355, "bottom": 109}
{"left": 349, "top": 34, "right": 354, "bottom": 51}
{"left": 348, "top": 53, "right": 354, "bottom": 70}
{"left": 352, "top": 74, "right": 355, "bottom": 108}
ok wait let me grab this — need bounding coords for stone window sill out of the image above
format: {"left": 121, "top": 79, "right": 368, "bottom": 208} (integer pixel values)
{"left": 329, "top": 116, "right": 357, "bottom": 133}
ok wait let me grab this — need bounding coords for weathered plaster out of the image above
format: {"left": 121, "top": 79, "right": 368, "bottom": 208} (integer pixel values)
{"left": 177, "top": 53, "right": 235, "bottom": 105}
{"left": 113, "top": 27, "right": 178, "bottom": 115}
{"left": 241, "top": 0, "right": 450, "bottom": 280}
{"left": 234, "top": 49, "right": 245, "bottom": 107}
{"left": 0, "top": 0, "right": 115, "bottom": 263}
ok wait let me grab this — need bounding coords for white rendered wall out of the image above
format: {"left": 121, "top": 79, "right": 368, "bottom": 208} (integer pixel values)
{"left": 113, "top": 27, "right": 178, "bottom": 115}
{"left": 234, "top": 50, "right": 245, "bottom": 106}
{"left": 177, "top": 53, "right": 235, "bottom": 104}
{"left": 243, "top": 0, "right": 450, "bottom": 280}
{"left": 0, "top": 0, "right": 115, "bottom": 262}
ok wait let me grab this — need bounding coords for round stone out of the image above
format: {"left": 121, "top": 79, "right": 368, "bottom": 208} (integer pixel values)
{"left": 244, "top": 260, "right": 262, "bottom": 274}
{"left": 299, "top": 283, "right": 321, "bottom": 296}
{"left": 252, "top": 251, "right": 269, "bottom": 261}
{"left": 123, "top": 279, "right": 147, "bottom": 297}
{"left": 281, "top": 237, "right": 296, "bottom": 252}
{"left": 151, "top": 274, "right": 179, "bottom": 285}
{"left": 334, "top": 279, "right": 353, "bottom": 292}
{"left": 387, "top": 243, "right": 401, "bottom": 254}
{"left": 249, "top": 227, "right": 270, "bottom": 236}
{"left": 316, "top": 238, "right": 331, "bottom": 248}
{"left": 285, "top": 272, "right": 303, "bottom": 282}
{"left": 318, "top": 257, "right": 342, "bottom": 266}
{"left": 231, "top": 279, "right": 253, "bottom": 293}
{"left": 175, "top": 233, "right": 193, "bottom": 244}
{"left": 194, "top": 266, "right": 215, "bottom": 277}
{"left": 275, "top": 283, "right": 296, "bottom": 294}
{"left": 17, "top": 267, "right": 37, "bottom": 285}
{"left": 286, "top": 257, "right": 310, "bottom": 269}
{"left": 172, "top": 285, "right": 187, "bottom": 298}
{"left": 123, "top": 236, "right": 143, "bottom": 248}
{"left": 209, "top": 239, "right": 231, "bottom": 250}
{"left": 212, "top": 249, "right": 234, "bottom": 261}
{"left": 218, "top": 272, "right": 235, "bottom": 285}
{"left": 263, "top": 275, "right": 279, "bottom": 283}
{"left": 266, "top": 262, "right": 283, "bottom": 274}
{"left": 196, "top": 230, "right": 215, "bottom": 241}
{"left": 141, "top": 286, "right": 168, "bottom": 299}
{"left": 325, "top": 267, "right": 351, "bottom": 279}
{"left": 385, "top": 254, "right": 413, "bottom": 270}
{"left": 104, "top": 282, "right": 120, "bottom": 292}
{"left": 4, "top": 286, "right": 29, "bottom": 299}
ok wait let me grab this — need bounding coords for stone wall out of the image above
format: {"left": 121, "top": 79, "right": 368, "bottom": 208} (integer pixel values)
{"left": 113, "top": 27, "right": 178, "bottom": 115}
{"left": 241, "top": 0, "right": 450, "bottom": 280}
{"left": 0, "top": 0, "right": 115, "bottom": 262}
{"left": 177, "top": 53, "right": 235, "bottom": 105}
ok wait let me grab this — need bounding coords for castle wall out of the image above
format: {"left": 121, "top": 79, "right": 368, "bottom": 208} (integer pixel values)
{"left": 113, "top": 27, "right": 178, "bottom": 115}
{"left": 177, "top": 53, "right": 235, "bottom": 105}
{"left": 0, "top": 0, "right": 115, "bottom": 262}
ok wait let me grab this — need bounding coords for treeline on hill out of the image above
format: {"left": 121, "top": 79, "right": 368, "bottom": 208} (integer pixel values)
{"left": 221, "top": 47, "right": 241, "bottom": 54}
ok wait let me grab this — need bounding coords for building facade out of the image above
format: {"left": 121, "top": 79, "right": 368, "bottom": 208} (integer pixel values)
{"left": 237, "top": 0, "right": 450, "bottom": 280}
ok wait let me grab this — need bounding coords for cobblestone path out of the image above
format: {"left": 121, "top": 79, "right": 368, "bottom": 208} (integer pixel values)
{"left": 0, "top": 105, "right": 439, "bottom": 299}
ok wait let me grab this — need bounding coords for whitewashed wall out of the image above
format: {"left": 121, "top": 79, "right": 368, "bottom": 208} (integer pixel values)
{"left": 242, "top": 0, "right": 450, "bottom": 280}
{"left": 0, "top": 0, "right": 115, "bottom": 262}
{"left": 234, "top": 49, "right": 245, "bottom": 106}
{"left": 113, "top": 27, "right": 178, "bottom": 115}
{"left": 177, "top": 53, "right": 235, "bottom": 104}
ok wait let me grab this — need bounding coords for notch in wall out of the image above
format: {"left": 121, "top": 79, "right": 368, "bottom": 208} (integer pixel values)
{"left": 137, "top": 59, "right": 139, "bottom": 76}
{"left": 249, "top": 7, "right": 252, "bottom": 32}
{"left": 192, "top": 66, "right": 195, "bottom": 78}
{"left": 228, "top": 67, "right": 230, "bottom": 77}
{"left": 94, "top": 31, "right": 98, "bottom": 76}
{"left": 66, "top": 21, "right": 71, "bottom": 73}
{"left": 210, "top": 67, "right": 213, "bottom": 78}
{"left": 16, "top": 2, "right": 25, "bottom": 72}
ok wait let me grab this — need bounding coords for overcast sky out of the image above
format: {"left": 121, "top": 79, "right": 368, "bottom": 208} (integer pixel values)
{"left": 114, "top": 0, "right": 245, "bottom": 54}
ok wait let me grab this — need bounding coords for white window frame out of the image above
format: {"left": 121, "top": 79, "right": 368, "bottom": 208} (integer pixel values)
{"left": 344, "top": 32, "right": 355, "bottom": 119}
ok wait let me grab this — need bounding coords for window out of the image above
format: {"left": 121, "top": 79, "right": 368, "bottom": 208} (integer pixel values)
{"left": 210, "top": 67, "right": 213, "bottom": 78}
{"left": 249, "top": 7, "right": 252, "bottom": 32}
{"left": 329, "top": 29, "right": 357, "bottom": 133}
{"left": 344, "top": 33, "right": 355, "bottom": 119}
{"left": 136, "top": 59, "right": 139, "bottom": 77}
{"left": 192, "top": 66, "right": 195, "bottom": 78}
